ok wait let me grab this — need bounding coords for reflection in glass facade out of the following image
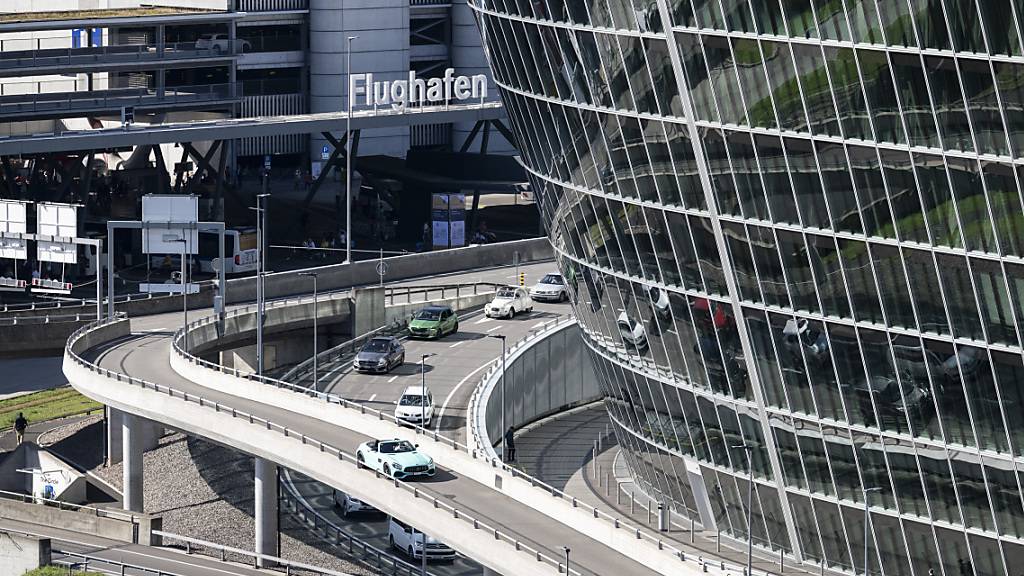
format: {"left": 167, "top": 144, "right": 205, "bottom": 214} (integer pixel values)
{"left": 468, "top": 0, "right": 1024, "bottom": 573}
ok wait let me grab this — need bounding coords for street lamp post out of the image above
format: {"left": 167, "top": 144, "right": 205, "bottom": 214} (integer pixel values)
{"left": 251, "top": 193, "right": 270, "bottom": 376}
{"left": 732, "top": 443, "right": 755, "bottom": 576}
{"left": 560, "top": 546, "right": 571, "bottom": 575}
{"left": 345, "top": 35, "right": 358, "bottom": 265}
{"left": 420, "top": 353, "right": 435, "bottom": 428}
{"left": 863, "top": 486, "right": 882, "bottom": 576}
{"left": 487, "top": 334, "right": 507, "bottom": 461}
{"left": 171, "top": 238, "right": 189, "bottom": 352}
{"left": 298, "top": 272, "right": 319, "bottom": 391}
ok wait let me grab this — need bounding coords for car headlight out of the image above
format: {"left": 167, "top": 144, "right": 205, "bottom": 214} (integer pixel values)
{"left": 393, "top": 463, "right": 404, "bottom": 470}
{"left": 377, "top": 358, "right": 386, "bottom": 365}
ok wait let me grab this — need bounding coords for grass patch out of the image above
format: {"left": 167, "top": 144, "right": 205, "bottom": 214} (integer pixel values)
{"left": 25, "top": 567, "right": 102, "bottom": 576}
{"left": 0, "top": 387, "right": 102, "bottom": 431}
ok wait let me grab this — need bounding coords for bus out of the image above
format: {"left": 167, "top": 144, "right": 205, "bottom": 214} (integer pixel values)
{"left": 198, "top": 227, "right": 258, "bottom": 274}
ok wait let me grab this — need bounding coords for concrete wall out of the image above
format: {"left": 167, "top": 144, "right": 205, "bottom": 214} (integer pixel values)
{"left": 0, "top": 532, "right": 49, "bottom": 575}
{"left": 0, "top": 497, "right": 161, "bottom": 545}
{"left": 480, "top": 321, "right": 601, "bottom": 451}
{"left": 0, "top": 319, "right": 92, "bottom": 356}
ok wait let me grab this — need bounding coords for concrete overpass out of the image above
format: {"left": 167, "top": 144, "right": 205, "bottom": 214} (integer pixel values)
{"left": 0, "top": 102, "right": 505, "bottom": 155}
{"left": 62, "top": 265, "right": 720, "bottom": 576}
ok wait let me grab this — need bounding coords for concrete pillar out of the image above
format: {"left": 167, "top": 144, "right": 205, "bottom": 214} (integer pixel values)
{"left": 122, "top": 413, "right": 144, "bottom": 512}
{"left": 350, "top": 286, "right": 385, "bottom": 337}
{"left": 107, "top": 408, "right": 162, "bottom": 466}
{"left": 254, "top": 458, "right": 279, "bottom": 566}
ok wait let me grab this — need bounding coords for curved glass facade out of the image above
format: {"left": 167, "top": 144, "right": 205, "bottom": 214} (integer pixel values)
{"left": 468, "top": 0, "right": 1024, "bottom": 574}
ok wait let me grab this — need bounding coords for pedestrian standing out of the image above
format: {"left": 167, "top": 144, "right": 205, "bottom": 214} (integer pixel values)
{"left": 504, "top": 426, "right": 516, "bottom": 462}
{"left": 13, "top": 413, "right": 27, "bottom": 445}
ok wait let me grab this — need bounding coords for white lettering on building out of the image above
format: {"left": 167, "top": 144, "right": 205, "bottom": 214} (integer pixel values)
{"left": 349, "top": 68, "right": 488, "bottom": 112}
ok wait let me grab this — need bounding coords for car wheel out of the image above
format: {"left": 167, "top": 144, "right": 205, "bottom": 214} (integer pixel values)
{"left": 408, "top": 546, "right": 416, "bottom": 559}
{"left": 509, "top": 307, "right": 516, "bottom": 319}
{"left": 389, "top": 535, "right": 396, "bottom": 550}
{"left": 383, "top": 463, "right": 392, "bottom": 477}
{"left": 452, "top": 321, "right": 459, "bottom": 334}
{"left": 356, "top": 453, "right": 365, "bottom": 469}
{"left": 559, "top": 292, "right": 567, "bottom": 303}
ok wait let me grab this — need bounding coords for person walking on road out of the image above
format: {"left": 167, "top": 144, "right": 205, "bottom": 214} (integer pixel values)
{"left": 504, "top": 426, "right": 516, "bottom": 462}
{"left": 13, "top": 413, "right": 27, "bottom": 445}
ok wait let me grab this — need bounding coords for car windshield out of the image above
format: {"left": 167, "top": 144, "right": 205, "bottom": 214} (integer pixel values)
{"left": 497, "top": 288, "right": 517, "bottom": 298}
{"left": 400, "top": 394, "right": 425, "bottom": 406}
{"left": 541, "top": 274, "right": 563, "bottom": 285}
{"left": 362, "top": 339, "right": 390, "bottom": 353}
{"left": 416, "top": 309, "right": 441, "bottom": 321}
{"left": 379, "top": 440, "right": 415, "bottom": 454}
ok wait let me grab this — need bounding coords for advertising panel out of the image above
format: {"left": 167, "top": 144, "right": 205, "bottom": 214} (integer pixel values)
{"left": 431, "top": 193, "right": 449, "bottom": 249}
{"left": 449, "top": 193, "right": 466, "bottom": 248}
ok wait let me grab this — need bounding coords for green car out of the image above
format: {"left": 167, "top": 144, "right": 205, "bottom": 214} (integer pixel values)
{"left": 408, "top": 305, "right": 458, "bottom": 339}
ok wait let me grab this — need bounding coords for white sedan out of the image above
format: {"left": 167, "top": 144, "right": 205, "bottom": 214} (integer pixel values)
{"left": 485, "top": 286, "right": 534, "bottom": 319}
{"left": 529, "top": 273, "right": 568, "bottom": 302}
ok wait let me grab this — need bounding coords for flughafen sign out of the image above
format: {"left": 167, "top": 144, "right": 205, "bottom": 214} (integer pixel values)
{"left": 350, "top": 68, "right": 488, "bottom": 112}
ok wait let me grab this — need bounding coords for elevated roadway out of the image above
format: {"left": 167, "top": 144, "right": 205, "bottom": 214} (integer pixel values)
{"left": 60, "top": 255, "right": 746, "bottom": 576}
{"left": 0, "top": 102, "right": 503, "bottom": 155}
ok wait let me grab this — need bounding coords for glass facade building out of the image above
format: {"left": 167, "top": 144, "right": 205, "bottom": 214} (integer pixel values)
{"left": 467, "top": 0, "right": 1024, "bottom": 574}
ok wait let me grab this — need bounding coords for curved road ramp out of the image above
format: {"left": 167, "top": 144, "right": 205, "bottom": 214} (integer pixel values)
{"left": 62, "top": 307, "right": 729, "bottom": 576}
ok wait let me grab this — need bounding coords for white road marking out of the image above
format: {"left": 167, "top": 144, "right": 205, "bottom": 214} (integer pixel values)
{"left": 369, "top": 394, "right": 378, "bottom": 402}
{"left": 435, "top": 359, "right": 498, "bottom": 434}
{"left": 449, "top": 341, "right": 463, "bottom": 348}
{"left": 530, "top": 321, "right": 546, "bottom": 329}
{"left": 387, "top": 376, "right": 398, "bottom": 383}
{"left": 474, "top": 316, "right": 493, "bottom": 324}
{"left": 138, "top": 327, "right": 168, "bottom": 332}
{"left": 486, "top": 325, "right": 502, "bottom": 333}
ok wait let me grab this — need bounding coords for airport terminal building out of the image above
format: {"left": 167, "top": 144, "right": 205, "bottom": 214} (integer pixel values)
{"left": 469, "top": 0, "right": 1024, "bottom": 574}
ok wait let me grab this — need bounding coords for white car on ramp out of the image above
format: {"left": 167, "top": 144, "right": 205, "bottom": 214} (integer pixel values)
{"left": 356, "top": 438, "right": 436, "bottom": 480}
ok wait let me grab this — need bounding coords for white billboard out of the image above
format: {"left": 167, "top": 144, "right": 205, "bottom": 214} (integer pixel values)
{"left": 0, "top": 200, "right": 27, "bottom": 260}
{"left": 36, "top": 203, "right": 77, "bottom": 264}
{"left": 142, "top": 195, "right": 199, "bottom": 254}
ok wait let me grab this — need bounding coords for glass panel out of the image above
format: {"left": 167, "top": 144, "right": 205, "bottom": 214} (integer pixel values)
{"left": 892, "top": 53, "right": 941, "bottom": 149}
{"left": 995, "top": 62, "right": 1024, "bottom": 158}
{"left": 824, "top": 46, "right": 872, "bottom": 141}
{"left": 857, "top": 49, "right": 905, "bottom": 145}
{"left": 792, "top": 43, "right": 842, "bottom": 137}
{"left": 926, "top": 55, "right": 974, "bottom": 153}
{"left": 959, "top": 58, "right": 1010, "bottom": 157}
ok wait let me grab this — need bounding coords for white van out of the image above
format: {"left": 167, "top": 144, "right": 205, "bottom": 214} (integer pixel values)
{"left": 388, "top": 517, "right": 456, "bottom": 561}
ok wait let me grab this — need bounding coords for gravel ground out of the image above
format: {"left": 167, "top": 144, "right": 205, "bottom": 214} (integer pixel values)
{"left": 37, "top": 414, "right": 102, "bottom": 447}
{"left": 92, "top": 432, "right": 375, "bottom": 575}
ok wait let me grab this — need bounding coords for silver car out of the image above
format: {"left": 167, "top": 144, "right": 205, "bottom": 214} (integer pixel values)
{"left": 353, "top": 336, "right": 405, "bottom": 373}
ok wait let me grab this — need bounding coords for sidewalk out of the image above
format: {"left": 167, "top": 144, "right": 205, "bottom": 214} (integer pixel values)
{"left": 515, "top": 405, "right": 833, "bottom": 576}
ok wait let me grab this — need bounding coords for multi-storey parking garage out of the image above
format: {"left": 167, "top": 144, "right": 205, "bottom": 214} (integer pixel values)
{"left": 468, "top": 1, "right": 1024, "bottom": 575}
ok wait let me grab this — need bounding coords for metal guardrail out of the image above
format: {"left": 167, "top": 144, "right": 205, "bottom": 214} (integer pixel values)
{"left": 53, "top": 549, "right": 186, "bottom": 576}
{"left": 65, "top": 315, "right": 584, "bottom": 576}
{"left": 0, "top": 291, "right": 151, "bottom": 314}
{"left": 155, "top": 530, "right": 360, "bottom": 575}
{"left": 0, "top": 312, "right": 94, "bottom": 325}
{"left": 278, "top": 469, "right": 434, "bottom": 576}
{"left": 0, "top": 488, "right": 139, "bottom": 524}
{"left": 166, "top": 300, "right": 756, "bottom": 576}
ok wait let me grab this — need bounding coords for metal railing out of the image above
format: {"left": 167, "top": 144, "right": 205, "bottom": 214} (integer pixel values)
{"left": 166, "top": 306, "right": 749, "bottom": 576}
{"left": 0, "top": 312, "right": 95, "bottom": 325}
{"left": 65, "top": 316, "right": 584, "bottom": 576}
{"left": 278, "top": 469, "right": 434, "bottom": 576}
{"left": 53, "top": 549, "right": 185, "bottom": 576}
{"left": 155, "top": 530, "right": 360, "bottom": 575}
{"left": 0, "top": 82, "right": 242, "bottom": 116}
{"left": 0, "top": 488, "right": 138, "bottom": 524}
{"left": 0, "top": 41, "right": 236, "bottom": 71}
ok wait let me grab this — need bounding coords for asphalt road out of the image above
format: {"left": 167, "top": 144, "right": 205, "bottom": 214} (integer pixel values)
{"left": 0, "top": 517, "right": 273, "bottom": 576}
{"left": 85, "top": 334, "right": 658, "bottom": 576}
{"left": 284, "top": 262, "right": 570, "bottom": 576}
